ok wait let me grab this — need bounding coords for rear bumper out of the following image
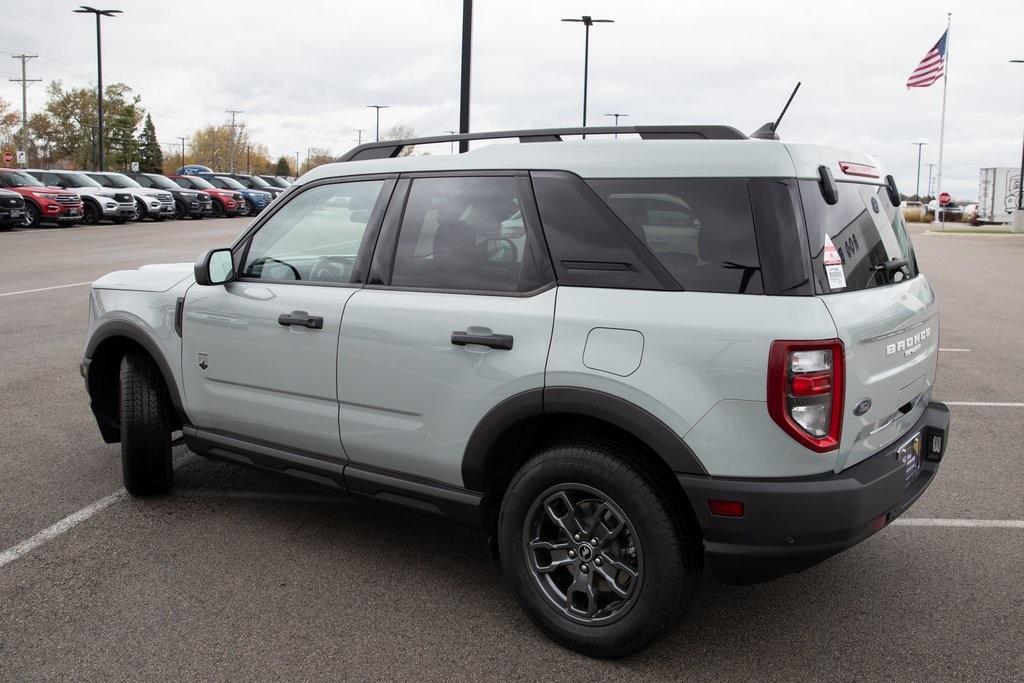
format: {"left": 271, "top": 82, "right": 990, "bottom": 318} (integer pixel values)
{"left": 678, "top": 401, "right": 950, "bottom": 584}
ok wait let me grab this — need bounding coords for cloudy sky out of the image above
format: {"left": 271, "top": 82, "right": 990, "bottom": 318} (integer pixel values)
{"left": 2, "top": 0, "right": 1021, "bottom": 199}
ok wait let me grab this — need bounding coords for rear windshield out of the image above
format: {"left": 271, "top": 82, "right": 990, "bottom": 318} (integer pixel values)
{"left": 587, "top": 178, "right": 763, "bottom": 294}
{"left": 799, "top": 181, "right": 918, "bottom": 293}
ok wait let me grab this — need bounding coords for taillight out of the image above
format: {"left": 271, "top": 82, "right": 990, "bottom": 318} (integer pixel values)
{"left": 837, "top": 161, "right": 879, "bottom": 178}
{"left": 767, "top": 339, "right": 844, "bottom": 453}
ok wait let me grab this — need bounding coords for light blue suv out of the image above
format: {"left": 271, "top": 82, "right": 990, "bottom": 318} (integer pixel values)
{"left": 81, "top": 126, "right": 949, "bottom": 657}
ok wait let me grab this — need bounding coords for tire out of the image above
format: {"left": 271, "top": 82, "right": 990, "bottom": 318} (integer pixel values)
{"left": 210, "top": 199, "right": 224, "bottom": 218}
{"left": 174, "top": 201, "right": 186, "bottom": 220}
{"left": 119, "top": 351, "right": 174, "bottom": 496}
{"left": 22, "top": 202, "right": 41, "bottom": 227}
{"left": 238, "top": 199, "right": 254, "bottom": 217}
{"left": 498, "top": 442, "right": 696, "bottom": 658}
{"left": 132, "top": 198, "right": 147, "bottom": 222}
{"left": 81, "top": 200, "right": 101, "bottom": 225}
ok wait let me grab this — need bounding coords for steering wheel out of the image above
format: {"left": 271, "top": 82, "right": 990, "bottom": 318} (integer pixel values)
{"left": 248, "top": 256, "right": 300, "bottom": 280}
{"left": 481, "top": 237, "right": 518, "bottom": 264}
{"left": 309, "top": 255, "right": 355, "bottom": 283}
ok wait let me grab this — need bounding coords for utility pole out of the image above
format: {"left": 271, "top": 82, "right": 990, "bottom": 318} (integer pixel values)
{"left": 444, "top": 131, "right": 457, "bottom": 154}
{"left": 178, "top": 136, "right": 187, "bottom": 170}
{"left": 295, "top": 151, "right": 300, "bottom": 177}
{"left": 246, "top": 145, "right": 251, "bottom": 174}
{"left": 225, "top": 109, "right": 243, "bottom": 172}
{"left": 353, "top": 129, "right": 365, "bottom": 146}
{"left": 459, "top": 0, "right": 472, "bottom": 153}
{"left": 9, "top": 55, "right": 40, "bottom": 167}
{"left": 604, "top": 113, "right": 628, "bottom": 138}
{"left": 366, "top": 105, "right": 389, "bottom": 142}
{"left": 562, "top": 15, "right": 614, "bottom": 135}
{"left": 925, "top": 163, "right": 938, "bottom": 201}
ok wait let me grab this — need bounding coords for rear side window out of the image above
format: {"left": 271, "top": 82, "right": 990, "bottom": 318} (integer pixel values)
{"left": 799, "top": 181, "right": 919, "bottom": 293}
{"left": 390, "top": 176, "right": 542, "bottom": 293}
{"left": 588, "top": 178, "right": 763, "bottom": 294}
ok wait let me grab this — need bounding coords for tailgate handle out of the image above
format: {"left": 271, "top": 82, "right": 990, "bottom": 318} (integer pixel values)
{"left": 278, "top": 311, "right": 323, "bottom": 329}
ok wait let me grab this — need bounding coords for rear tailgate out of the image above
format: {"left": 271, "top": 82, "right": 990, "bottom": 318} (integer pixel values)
{"left": 800, "top": 178, "right": 939, "bottom": 471}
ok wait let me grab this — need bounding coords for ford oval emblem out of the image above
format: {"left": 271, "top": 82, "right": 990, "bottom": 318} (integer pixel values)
{"left": 853, "top": 398, "right": 872, "bottom": 416}
{"left": 870, "top": 196, "right": 880, "bottom": 213}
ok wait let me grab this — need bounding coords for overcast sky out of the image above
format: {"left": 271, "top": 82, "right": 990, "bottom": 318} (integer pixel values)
{"left": 2, "top": 0, "right": 1021, "bottom": 199}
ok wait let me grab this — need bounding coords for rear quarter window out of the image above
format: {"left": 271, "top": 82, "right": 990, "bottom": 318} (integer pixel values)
{"left": 799, "top": 181, "right": 919, "bottom": 293}
{"left": 587, "top": 178, "right": 764, "bottom": 294}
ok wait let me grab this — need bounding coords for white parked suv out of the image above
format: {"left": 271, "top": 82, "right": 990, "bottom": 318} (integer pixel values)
{"left": 81, "top": 126, "right": 949, "bottom": 657}
{"left": 85, "top": 171, "right": 176, "bottom": 221}
{"left": 25, "top": 169, "right": 134, "bottom": 225}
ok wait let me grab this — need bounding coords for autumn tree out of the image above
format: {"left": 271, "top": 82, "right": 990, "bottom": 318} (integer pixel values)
{"left": 137, "top": 113, "right": 163, "bottom": 173}
{"left": 32, "top": 81, "right": 142, "bottom": 170}
{"left": 303, "top": 147, "right": 334, "bottom": 173}
{"left": 0, "top": 98, "right": 20, "bottom": 154}
{"left": 189, "top": 123, "right": 252, "bottom": 171}
{"left": 381, "top": 124, "right": 416, "bottom": 156}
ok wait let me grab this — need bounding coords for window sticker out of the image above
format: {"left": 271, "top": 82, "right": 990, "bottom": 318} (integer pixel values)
{"left": 823, "top": 234, "right": 846, "bottom": 290}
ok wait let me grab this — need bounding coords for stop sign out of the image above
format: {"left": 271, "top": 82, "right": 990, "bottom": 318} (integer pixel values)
{"left": 2, "top": 151, "right": 12, "bottom": 163}
{"left": 939, "top": 192, "right": 951, "bottom": 206}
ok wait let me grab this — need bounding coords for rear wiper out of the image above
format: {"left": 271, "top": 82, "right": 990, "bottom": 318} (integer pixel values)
{"left": 871, "top": 257, "right": 909, "bottom": 282}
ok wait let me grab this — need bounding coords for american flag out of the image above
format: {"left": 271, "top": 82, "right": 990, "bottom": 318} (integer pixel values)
{"left": 906, "top": 30, "right": 948, "bottom": 88}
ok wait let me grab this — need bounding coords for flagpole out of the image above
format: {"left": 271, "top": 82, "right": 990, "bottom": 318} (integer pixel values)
{"left": 936, "top": 12, "right": 950, "bottom": 227}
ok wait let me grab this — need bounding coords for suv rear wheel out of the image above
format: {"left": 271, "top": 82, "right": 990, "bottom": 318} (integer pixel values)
{"left": 498, "top": 443, "right": 695, "bottom": 657}
{"left": 21, "top": 202, "right": 40, "bottom": 227}
{"left": 119, "top": 351, "right": 173, "bottom": 495}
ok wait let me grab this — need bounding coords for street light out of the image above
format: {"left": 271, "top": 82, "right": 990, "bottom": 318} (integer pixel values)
{"left": 925, "top": 162, "right": 938, "bottom": 201}
{"left": 366, "top": 105, "right": 389, "bottom": 142}
{"left": 1011, "top": 60, "right": 1023, "bottom": 218}
{"left": 562, "top": 15, "right": 613, "bottom": 133}
{"left": 911, "top": 140, "right": 929, "bottom": 199}
{"left": 73, "top": 6, "right": 122, "bottom": 172}
{"left": 604, "top": 113, "right": 628, "bottom": 138}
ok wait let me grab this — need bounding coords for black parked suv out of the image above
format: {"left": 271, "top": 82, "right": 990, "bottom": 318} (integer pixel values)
{"left": 227, "top": 173, "right": 285, "bottom": 198}
{"left": 0, "top": 188, "right": 26, "bottom": 230}
{"left": 128, "top": 172, "right": 213, "bottom": 219}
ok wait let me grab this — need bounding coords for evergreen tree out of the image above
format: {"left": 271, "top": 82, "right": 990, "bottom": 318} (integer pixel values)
{"left": 137, "top": 113, "right": 163, "bottom": 173}
{"left": 273, "top": 156, "right": 291, "bottom": 176}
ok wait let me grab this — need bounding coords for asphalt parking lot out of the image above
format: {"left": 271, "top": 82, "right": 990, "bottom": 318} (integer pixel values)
{"left": 1, "top": 218, "right": 1022, "bottom": 680}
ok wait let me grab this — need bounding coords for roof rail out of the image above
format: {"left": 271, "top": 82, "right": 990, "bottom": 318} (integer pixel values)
{"left": 338, "top": 125, "right": 747, "bottom": 162}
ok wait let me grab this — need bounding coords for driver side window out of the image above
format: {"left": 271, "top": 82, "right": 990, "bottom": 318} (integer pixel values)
{"left": 242, "top": 180, "right": 385, "bottom": 284}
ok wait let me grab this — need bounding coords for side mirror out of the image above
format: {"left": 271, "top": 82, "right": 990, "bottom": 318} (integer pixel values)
{"left": 195, "top": 248, "right": 235, "bottom": 286}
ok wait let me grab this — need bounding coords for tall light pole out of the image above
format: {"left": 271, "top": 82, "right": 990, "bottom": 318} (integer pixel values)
{"left": 561, "top": 15, "right": 613, "bottom": 133}
{"left": 366, "top": 105, "right": 389, "bottom": 142}
{"left": 459, "top": 0, "right": 472, "bottom": 153}
{"left": 295, "top": 152, "right": 299, "bottom": 177}
{"left": 444, "top": 130, "right": 457, "bottom": 154}
{"left": 74, "top": 6, "right": 122, "bottom": 172}
{"left": 1011, "top": 60, "right": 1023, "bottom": 222}
{"left": 911, "top": 141, "right": 929, "bottom": 198}
{"left": 604, "top": 113, "right": 628, "bottom": 138}
{"left": 925, "top": 162, "right": 938, "bottom": 200}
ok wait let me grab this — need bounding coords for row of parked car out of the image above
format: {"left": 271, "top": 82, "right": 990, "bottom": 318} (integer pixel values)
{"left": 0, "top": 167, "right": 292, "bottom": 229}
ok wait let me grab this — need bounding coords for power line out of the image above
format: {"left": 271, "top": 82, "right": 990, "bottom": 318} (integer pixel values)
{"left": 9, "top": 54, "right": 40, "bottom": 167}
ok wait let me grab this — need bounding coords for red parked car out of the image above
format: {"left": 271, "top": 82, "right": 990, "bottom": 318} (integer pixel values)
{"left": 0, "top": 168, "right": 84, "bottom": 227}
{"left": 168, "top": 175, "right": 244, "bottom": 217}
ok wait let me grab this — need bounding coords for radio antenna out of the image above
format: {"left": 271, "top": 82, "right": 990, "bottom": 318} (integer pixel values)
{"left": 751, "top": 81, "right": 801, "bottom": 140}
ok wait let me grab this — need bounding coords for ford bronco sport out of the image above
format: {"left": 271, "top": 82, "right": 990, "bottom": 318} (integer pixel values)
{"left": 82, "top": 126, "right": 949, "bottom": 657}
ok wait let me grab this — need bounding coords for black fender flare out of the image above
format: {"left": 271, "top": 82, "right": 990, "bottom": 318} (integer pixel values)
{"left": 85, "top": 319, "right": 187, "bottom": 421}
{"left": 461, "top": 386, "right": 707, "bottom": 490}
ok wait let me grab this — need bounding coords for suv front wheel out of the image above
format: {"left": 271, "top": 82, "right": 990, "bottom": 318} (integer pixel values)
{"left": 498, "top": 443, "right": 696, "bottom": 658}
{"left": 119, "top": 351, "right": 174, "bottom": 495}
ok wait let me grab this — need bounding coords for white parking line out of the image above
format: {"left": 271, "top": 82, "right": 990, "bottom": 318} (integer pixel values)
{"left": 938, "top": 348, "right": 971, "bottom": 352}
{"left": 946, "top": 401, "right": 1024, "bottom": 408}
{"left": 0, "top": 281, "right": 92, "bottom": 298}
{"left": 894, "top": 518, "right": 1024, "bottom": 528}
{"left": 0, "top": 490, "right": 127, "bottom": 569}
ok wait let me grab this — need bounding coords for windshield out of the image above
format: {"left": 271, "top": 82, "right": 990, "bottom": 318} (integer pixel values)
{"left": 59, "top": 173, "right": 102, "bottom": 188}
{"left": 85, "top": 173, "right": 115, "bottom": 187}
{"left": 0, "top": 170, "right": 44, "bottom": 188}
{"left": 178, "top": 176, "right": 215, "bottom": 190}
{"left": 246, "top": 175, "right": 271, "bottom": 188}
{"left": 104, "top": 173, "right": 141, "bottom": 188}
{"left": 143, "top": 174, "right": 181, "bottom": 190}
{"left": 799, "top": 181, "right": 918, "bottom": 293}
{"left": 211, "top": 175, "right": 246, "bottom": 190}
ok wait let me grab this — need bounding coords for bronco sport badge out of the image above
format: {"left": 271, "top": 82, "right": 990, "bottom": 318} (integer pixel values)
{"left": 197, "top": 352, "right": 209, "bottom": 371}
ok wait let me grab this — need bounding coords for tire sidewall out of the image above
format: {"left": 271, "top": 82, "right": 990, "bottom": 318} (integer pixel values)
{"left": 498, "top": 446, "right": 690, "bottom": 657}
